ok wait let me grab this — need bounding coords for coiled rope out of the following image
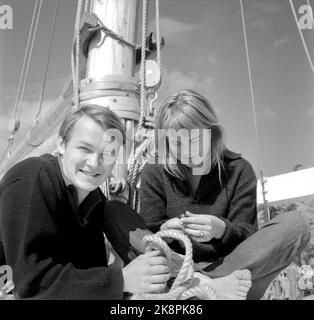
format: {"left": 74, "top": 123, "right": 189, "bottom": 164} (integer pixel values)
{"left": 131, "top": 230, "right": 217, "bottom": 300}
{"left": 138, "top": 0, "right": 149, "bottom": 133}
{"left": 71, "top": 0, "right": 84, "bottom": 110}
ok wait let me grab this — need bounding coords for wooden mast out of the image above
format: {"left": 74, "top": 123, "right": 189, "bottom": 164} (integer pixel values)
{"left": 0, "top": 0, "right": 141, "bottom": 186}
{"left": 81, "top": 0, "right": 140, "bottom": 198}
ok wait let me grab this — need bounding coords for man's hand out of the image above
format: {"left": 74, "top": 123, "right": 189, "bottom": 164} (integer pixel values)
{"left": 180, "top": 211, "right": 226, "bottom": 242}
{"left": 122, "top": 250, "right": 170, "bottom": 294}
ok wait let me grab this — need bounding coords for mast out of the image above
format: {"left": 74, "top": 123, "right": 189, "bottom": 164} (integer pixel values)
{"left": 81, "top": 0, "right": 140, "bottom": 198}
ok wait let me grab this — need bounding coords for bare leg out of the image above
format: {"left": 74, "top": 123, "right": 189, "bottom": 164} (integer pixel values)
{"left": 201, "top": 211, "right": 311, "bottom": 300}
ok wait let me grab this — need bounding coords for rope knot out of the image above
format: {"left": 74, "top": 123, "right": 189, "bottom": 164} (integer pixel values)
{"left": 131, "top": 230, "right": 217, "bottom": 300}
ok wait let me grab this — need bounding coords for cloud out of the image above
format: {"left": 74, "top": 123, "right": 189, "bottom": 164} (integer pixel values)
{"left": 252, "top": 18, "right": 270, "bottom": 30}
{"left": 250, "top": 1, "right": 283, "bottom": 30}
{"left": 0, "top": 77, "right": 68, "bottom": 160}
{"left": 257, "top": 105, "right": 278, "bottom": 118}
{"left": 206, "top": 53, "right": 219, "bottom": 67}
{"left": 149, "top": 17, "right": 201, "bottom": 44}
{"left": 305, "top": 108, "right": 314, "bottom": 116}
{"left": 273, "top": 38, "right": 290, "bottom": 48}
{"left": 0, "top": 77, "right": 67, "bottom": 116}
{"left": 253, "top": 1, "right": 283, "bottom": 15}
{"left": 191, "top": 53, "right": 219, "bottom": 69}
{"left": 152, "top": 68, "right": 219, "bottom": 113}
{"left": 160, "top": 68, "right": 214, "bottom": 98}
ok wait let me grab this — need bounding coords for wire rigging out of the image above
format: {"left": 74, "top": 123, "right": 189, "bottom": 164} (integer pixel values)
{"left": 2, "top": 0, "right": 43, "bottom": 161}
{"left": 239, "top": 0, "right": 263, "bottom": 173}
{"left": 34, "top": 0, "right": 60, "bottom": 127}
{"left": 239, "top": 0, "right": 270, "bottom": 222}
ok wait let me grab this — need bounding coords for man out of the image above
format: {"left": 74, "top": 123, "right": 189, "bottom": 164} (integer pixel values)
{"left": 0, "top": 105, "right": 170, "bottom": 299}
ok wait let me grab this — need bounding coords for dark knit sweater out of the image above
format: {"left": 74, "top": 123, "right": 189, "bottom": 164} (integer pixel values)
{"left": 0, "top": 154, "right": 123, "bottom": 300}
{"left": 139, "top": 150, "right": 258, "bottom": 262}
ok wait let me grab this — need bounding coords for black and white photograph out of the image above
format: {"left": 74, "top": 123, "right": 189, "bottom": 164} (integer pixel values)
{"left": 0, "top": 0, "right": 314, "bottom": 306}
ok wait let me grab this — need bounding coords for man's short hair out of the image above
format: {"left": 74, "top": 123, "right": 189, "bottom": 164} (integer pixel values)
{"left": 59, "top": 105, "right": 125, "bottom": 145}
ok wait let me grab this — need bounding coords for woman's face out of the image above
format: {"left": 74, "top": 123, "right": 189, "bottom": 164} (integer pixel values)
{"left": 167, "top": 128, "right": 212, "bottom": 175}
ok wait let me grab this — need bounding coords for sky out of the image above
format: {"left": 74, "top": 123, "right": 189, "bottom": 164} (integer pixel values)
{"left": 0, "top": 0, "right": 313, "bottom": 178}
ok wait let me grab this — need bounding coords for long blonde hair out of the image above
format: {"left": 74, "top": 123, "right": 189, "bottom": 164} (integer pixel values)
{"left": 155, "top": 89, "right": 226, "bottom": 195}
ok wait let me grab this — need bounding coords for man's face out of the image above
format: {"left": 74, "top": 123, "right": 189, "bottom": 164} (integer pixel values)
{"left": 57, "top": 115, "right": 122, "bottom": 198}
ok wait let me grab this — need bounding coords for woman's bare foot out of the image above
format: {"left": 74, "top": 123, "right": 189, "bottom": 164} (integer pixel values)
{"left": 193, "top": 269, "right": 252, "bottom": 300}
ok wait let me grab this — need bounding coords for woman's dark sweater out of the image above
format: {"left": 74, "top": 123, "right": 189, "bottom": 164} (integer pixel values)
{"left": 139, "top": 150, "right": 258, "bottom": 262}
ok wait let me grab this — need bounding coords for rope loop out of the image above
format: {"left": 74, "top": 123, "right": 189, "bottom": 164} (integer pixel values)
{"left": 131, "top": 230, "right": 217, "bottom": 300}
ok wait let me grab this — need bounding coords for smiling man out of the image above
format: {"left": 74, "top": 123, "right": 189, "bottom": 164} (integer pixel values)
{"left": 0, "top": 105, "right": 170, "bottom": 300}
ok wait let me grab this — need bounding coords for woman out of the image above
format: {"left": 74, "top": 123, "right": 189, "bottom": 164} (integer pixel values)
{"left": 139, "top": 89, "right": 310, "bottom": 299}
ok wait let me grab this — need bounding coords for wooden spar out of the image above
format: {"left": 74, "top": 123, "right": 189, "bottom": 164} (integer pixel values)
{"left": 0, "top": 90, "right": 73, "bottom": 177}
{"left": 0, "top": 0, "right": 141, "bottom": 184}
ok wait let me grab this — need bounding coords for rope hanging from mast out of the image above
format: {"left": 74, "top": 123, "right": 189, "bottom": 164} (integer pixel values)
{"left": 138, "top": 0, "right": 149, "bottom": 133}
{"left": 239, "top": 0, "right": 270, "bottom": 222}
{"left": 128, "top": 0, "right": 163, "bottom": 212}
{"left": 71, "top": 0, "right": 84, "bottom": 110}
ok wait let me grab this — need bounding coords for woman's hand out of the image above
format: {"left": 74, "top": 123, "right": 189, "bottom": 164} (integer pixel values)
{"left": 160, "top": 217, "right": 183, "bottom": 231}
{"left": 180, "top": 211, "right": 226, "bottom": 242}
{"left": 160, "top": 217, "right": 184, "bottom": 244}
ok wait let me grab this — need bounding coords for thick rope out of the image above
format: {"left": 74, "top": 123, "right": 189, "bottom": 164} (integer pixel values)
{"left": 289, "top": 0, "right": 314, "bottom": 76}
{"left": 34, "top": 0, "right": 60, "bottom": 127}
{"left": 71, "top": 0, "right": 84, "bottom": 110}
{"left": 84, "top": 0, "right": 90, "bottom": 13}
{"left": 131, "top": 230, "right": 217, "bottom": 300}
{"left": 155, "top": 0, "right": 162, "bottom": 76}
{"left": 130, "top": 0, "right": 162, "bottom": 204}
{"left": 127, "top": 135, "right": 151, "bottom": 211}
{"left": 137, "top": 0, "right": 149, "bottom": 135}
{"left": 91, "top": 15, "right": 137, "bottom": 49}
{"left": 127, "top": 0, "right": 149, "bottom": 208}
